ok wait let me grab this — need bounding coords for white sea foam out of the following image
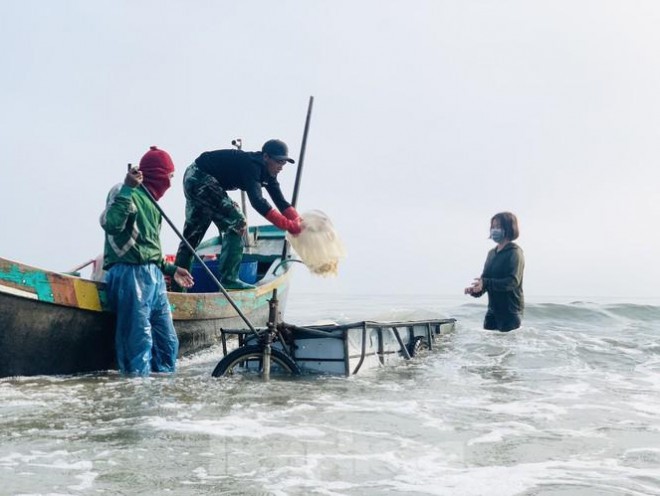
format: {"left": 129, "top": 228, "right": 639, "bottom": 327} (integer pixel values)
{"left": 2, "top": 296, "right": 660, "bottom": 495}
{"left": 68, "top": 470, "right": 98, "bottom": 491}
{"left": 28, "top": 459, "right": 92, "bottom": 471}
{"left": 467, "top": 421, "right": 538, "bottom": 445}
{"left": 145, "top": 416, "right": 326, "bottom": 439}
{"left": 484, "top": 400, "right": 568, "bottom": 420}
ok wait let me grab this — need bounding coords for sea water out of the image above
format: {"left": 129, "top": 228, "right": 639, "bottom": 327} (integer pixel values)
{"left": 1, "top": 293, "right": 659, "bottom": 496}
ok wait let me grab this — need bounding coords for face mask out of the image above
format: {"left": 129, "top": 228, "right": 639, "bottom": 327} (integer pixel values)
{"left": 490, "top": 228, "right": 505, "bottom": 243}
{"left": 142, "top": 172, "right": 171, "bottom": 201}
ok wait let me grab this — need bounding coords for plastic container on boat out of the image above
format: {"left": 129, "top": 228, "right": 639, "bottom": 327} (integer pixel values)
{"left": 190, "top": 258, "right": 258, "bottom": 293}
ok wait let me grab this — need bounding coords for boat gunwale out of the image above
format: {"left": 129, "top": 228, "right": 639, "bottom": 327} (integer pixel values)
{"left": 0, "top": 254, "right": 293, "bottom": 318}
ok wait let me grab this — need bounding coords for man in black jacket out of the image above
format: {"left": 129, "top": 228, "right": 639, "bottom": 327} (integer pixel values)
{"left": 172, "top": 139, "right": 301, "bottom": 291}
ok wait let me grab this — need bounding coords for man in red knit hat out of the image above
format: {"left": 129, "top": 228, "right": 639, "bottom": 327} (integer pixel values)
{"left": 100, "top": 146, "right": 194, "bottom": 376}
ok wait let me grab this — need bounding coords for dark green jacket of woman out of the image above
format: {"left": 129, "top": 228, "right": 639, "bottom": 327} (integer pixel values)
{"left": 472, "top": 242, "right": 525, "bottom": 331}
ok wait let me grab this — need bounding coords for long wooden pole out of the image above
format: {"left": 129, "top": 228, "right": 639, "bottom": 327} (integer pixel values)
{"left": 135, "top": 180, "right": 257, "bottom": 334}
{"left": 292, "top": 96, "right": 314, "bottom": 208}
{"left": 281, "top": 96, "right": 314, "bottom": 262}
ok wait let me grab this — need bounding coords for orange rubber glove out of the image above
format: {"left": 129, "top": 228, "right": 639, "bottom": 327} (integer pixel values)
{"left": 282, "top": 206, "right": 300, "bottom": 221}
{"left": 266, "top": 209, "right": 302, "bottom": 235}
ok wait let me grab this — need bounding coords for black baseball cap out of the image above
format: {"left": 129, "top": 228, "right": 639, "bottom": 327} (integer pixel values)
{"left": 262, "top": 139, "right": 295, "bottom": 164}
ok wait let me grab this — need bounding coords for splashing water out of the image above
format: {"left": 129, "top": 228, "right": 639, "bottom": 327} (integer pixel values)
{"left": 1, "top": 294, "right": 659, "bottom": 495}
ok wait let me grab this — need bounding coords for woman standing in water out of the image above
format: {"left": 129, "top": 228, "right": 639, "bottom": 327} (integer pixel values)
{"left": 465, "top": 212, "right": 525, "bottom": 332}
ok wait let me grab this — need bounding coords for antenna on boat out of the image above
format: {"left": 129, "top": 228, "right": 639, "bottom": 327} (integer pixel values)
{"left": 231, "top": 138, "right": 252, "bottom": 250}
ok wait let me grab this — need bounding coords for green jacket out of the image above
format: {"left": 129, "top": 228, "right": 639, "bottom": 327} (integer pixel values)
{"left": 100, "top": 184, "right": 176, "bottom": 276}
{"left": 473, "top": 242, "right": 525, "bottom": 315}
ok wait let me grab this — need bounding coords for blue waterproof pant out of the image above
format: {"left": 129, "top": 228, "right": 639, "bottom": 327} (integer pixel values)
{"left": 105, "top": 263, "right": 179, "bottom": 376}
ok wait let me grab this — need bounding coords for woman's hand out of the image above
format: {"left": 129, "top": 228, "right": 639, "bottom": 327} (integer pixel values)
{"left": 173, "top": 267, "right": 194, "bottom": 289}
{"left": 464, "top": 277, "right": 483, "bottom": 295}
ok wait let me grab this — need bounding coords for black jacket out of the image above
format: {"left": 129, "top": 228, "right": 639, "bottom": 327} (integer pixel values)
{"left": 195, "top": 149, "right": 291, "bottom": 216}
{"left": 474, "top": 242, "right": 525, "bottom": 316}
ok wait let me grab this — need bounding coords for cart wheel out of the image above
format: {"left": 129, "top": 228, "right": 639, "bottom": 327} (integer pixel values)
{"left": 212, "top": 344, "right": 301, "bottom": 377}
{"left": 407, "top": 337, "right": 429, "bottom": 358}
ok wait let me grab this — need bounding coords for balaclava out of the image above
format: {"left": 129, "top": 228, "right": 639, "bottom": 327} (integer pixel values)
{"left": 139, "top": 146, "right": 175, "bottom": 201}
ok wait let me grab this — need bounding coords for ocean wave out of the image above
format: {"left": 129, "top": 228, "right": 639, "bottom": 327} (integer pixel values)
{"left": 450, "top": 301, "right": 660, "bottom": 326}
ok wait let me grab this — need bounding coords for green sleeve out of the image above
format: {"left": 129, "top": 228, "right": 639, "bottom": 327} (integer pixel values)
{"left": 101, "top": 185, "right": 137, "bottom": 235}
{"left": 483, "top": 249, "right": 524, "bottom": 292}
{"left": 159, "top": 260, "right": 177, "bottom": 277}
{"left": 470, "top": 250, "right": 494, "bottom": 298}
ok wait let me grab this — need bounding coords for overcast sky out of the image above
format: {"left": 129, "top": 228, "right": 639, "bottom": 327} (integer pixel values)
{"left": 1, "top": 0, "right": 659, "bottom": 300}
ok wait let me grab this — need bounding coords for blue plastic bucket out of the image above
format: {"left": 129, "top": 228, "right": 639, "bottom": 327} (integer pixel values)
{"left": 238, "top": 261, "right": 258, "bottom": 284}
{"left": 189, "top": 259, "right": 258, "bottom": 293}
{"left": 189, "top": 260, "right": 219, "bottom": 293}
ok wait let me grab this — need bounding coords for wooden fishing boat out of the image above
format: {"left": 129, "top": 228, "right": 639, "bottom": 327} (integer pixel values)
{"left": 0, "top": 225, "right": 293, "bottom": 378}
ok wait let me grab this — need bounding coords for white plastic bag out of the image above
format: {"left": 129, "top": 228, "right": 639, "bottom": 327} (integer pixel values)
{"left": 286, "top": 210, "right": 346, "bottom": 277}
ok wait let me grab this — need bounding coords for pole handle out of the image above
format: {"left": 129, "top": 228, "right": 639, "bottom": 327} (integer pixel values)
{"left": 138, "top": 183, "right": 258, "bottom": 334}
{"left": 281, "top": 96, "right": 314, "bottom": 263}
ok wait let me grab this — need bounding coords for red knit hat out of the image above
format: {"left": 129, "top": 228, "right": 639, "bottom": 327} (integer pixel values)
{"left": 139, "top": 146, "right": 175, "bottom": 200}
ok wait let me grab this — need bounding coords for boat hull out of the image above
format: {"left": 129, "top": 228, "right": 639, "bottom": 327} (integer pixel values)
{"left": 0, "top": 290, "right": 115, "bottom": 377}
{"left": 0, "top": 226, "right": 293, "bottom": 377}
{"left": 0, "top": 277, "right": 290, "bottom": 378}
